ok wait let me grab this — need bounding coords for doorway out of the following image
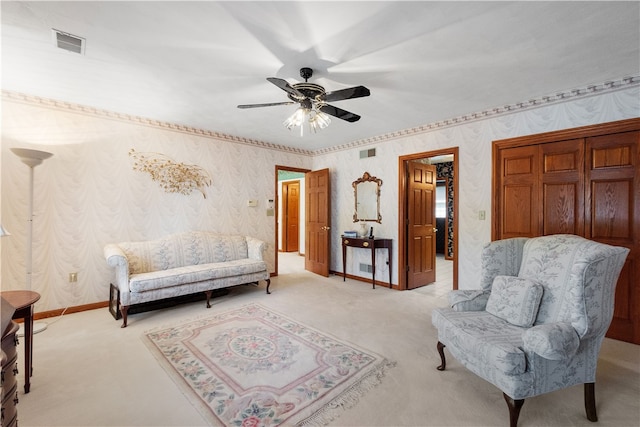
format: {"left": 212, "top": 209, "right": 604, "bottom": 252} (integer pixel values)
{"left": 282, "top": 180, "right": 300, "bottom": 253}
{"left": 275, "top": 165, "right": 309, "bottom": 276}
{"left": 398, "top": 148, "right": 459, "bottom": 290}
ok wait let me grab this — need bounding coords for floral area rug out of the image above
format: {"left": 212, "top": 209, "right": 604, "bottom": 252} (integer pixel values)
{"left": 142, "top": 303, "right": 395, "bottom": 426}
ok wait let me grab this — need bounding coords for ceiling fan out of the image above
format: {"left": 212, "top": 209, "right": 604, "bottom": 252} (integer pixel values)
{"left": 238, "top": 67, "right": 370, "bottom": 131}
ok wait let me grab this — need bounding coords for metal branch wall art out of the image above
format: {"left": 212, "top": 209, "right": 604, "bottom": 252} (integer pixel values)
{"left": 129, "top": 149, "right": 212, "bottom": 198}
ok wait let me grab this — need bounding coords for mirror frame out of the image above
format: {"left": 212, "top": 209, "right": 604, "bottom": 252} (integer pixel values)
{"left": 353, "top": 171, "right": 383, "bottom": 223}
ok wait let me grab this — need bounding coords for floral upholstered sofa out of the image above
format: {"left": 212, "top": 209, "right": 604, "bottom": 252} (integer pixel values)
{"left": 104, "top": 231, "right": 270, "bottom": 327}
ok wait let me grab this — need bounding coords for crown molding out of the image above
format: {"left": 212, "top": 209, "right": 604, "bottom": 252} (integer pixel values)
{"left": 4, "top": 74, "right": 638, "bottom": 157}
{"left": 313, "top": 75, "right": 640, "bottom": 155}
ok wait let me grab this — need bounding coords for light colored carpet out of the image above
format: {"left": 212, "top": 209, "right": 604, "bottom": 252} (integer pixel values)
{"left": 15, "top": 253, "right": 640, "bottom": 426}
{"left": 142, "top": 303, "right": 395, "bottom": 426}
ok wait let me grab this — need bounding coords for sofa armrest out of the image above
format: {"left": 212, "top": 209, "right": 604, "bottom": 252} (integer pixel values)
{"left": 448, "top": 290, "right": 490, "bottom": 312}
{"left": 104, "top": 244, "right": 131, "bottom": 293}
{"left": 522, "top": 322, "right": 580, "bottom": 361}
{"left": 246, "top": 237, "right": 266, "bottom": 260}
{"left": 104, "top": 244, "right": 127, "bottom": 267}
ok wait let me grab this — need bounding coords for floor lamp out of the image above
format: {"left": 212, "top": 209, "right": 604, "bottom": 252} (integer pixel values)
{"left": 10, "top": 148, "right": 53, "bottom": 334}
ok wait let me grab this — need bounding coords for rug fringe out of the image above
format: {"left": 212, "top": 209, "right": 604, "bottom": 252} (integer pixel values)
{"left": 296, "top": 358, "right": 397, "bottom": 427}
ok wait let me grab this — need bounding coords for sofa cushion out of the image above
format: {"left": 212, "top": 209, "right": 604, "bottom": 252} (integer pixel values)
{"left": 486, "top": 276, "right": 543, "bottom": 327}
{"left": 129, "top": 259, "right": 267, "bottom": 292}
{"left": 120, "top": 233, "right": 249, "bottom": 274}
{"left": 432, "top": 308, "right": 527, "bottom": 376}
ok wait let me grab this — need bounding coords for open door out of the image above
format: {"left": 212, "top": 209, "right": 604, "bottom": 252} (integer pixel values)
{"left": 407, "top": 161, "right": 437, "bottom": 289}
{"left": 305, "top": 168, "right": 331, "bottom": 276}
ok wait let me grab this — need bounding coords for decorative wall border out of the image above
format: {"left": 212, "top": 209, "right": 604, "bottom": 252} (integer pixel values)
{"left": 3, "top": 74, "right": 638, "bottom": 157}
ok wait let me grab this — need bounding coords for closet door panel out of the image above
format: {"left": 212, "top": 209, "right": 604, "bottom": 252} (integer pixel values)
{"left": 586, "top": 131, "right": 639, "bottom": 343}
{"left": 541, "top": 139, "right": 584, "bottom": 235}
{"left": 498, "top": 146, "right": 539, "bottom": 238}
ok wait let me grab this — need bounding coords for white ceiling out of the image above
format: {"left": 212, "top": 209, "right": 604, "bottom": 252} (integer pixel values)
{"left": 2, "top": 1, "right": 639, "bottom": 152}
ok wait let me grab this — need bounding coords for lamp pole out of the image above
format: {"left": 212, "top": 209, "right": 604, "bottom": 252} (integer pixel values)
{"left": 10, "top": 148, "right": 53, "bottom": 334}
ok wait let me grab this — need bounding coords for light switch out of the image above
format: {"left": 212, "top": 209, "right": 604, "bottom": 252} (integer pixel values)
{"left": 479, "top": 210, "right": 486, "bottom": 220}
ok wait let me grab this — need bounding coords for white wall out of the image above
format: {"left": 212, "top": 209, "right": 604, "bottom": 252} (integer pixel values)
{"left": 313, "top": 86, "right": 640, "bottom": 288}
{"left": 1, "top": 100, "right": 312, "bottom": 312}
{"left": 1, "top": 85, "right": 638, "bottom": 313}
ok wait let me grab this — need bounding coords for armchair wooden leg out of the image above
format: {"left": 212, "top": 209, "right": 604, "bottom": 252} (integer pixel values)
{"left": 436, "top": 341, "right": 446, "bottom": 371}
{"left": 503, "top": 394, "right": 525, "bottom": 427}
{"left": 265, "top": 278, "right": 271, "bottom": 294}
{"left": 204, "top": 290, "right": 212, "bottom": 308}
{"left": 585, "top": 382, "right": 598, "bottom": 422}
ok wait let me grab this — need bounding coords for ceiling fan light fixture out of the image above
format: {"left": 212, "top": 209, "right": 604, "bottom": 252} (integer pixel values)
{"left": 309, "top": 109, "right": 331, "bottom": 133}
{"left": 284, "top": 107, "right": 308, "bottom": 135}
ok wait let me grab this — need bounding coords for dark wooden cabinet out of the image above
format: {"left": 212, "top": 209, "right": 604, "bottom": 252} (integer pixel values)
{"left": 493, "top": 118, "right": 640, "bottom": 344}
{"left": 1, "top": 322, "right": 19, "bottom": 427}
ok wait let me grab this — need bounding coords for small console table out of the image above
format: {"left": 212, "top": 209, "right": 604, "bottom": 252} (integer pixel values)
{"left": 341, "top": 236, "right": 392, "bottom": 289}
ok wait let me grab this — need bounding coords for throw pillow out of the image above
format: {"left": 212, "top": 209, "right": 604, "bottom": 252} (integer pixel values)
{"left": 486, "top": 276, "right": 544, "bottom": 327}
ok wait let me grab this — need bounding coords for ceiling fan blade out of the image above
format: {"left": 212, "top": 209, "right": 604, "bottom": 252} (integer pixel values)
{"left": 266, "top": 77, "right": 305, "bottom": 98}
{"left": 323, "top": 86, "right": 370, "bottom": 102}
{"left": 319, "top": 104, "right": 361, "bottom": 122}
{"left": 237, "top": 101, "right": 296, "bottom": 109}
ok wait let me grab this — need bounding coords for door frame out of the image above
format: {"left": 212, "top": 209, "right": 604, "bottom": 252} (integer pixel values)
{"left": 274, "top": 165, "right": 310, "bottom": 277}
{"left": 398, "top": 147, "right": 459, "bottom": 290}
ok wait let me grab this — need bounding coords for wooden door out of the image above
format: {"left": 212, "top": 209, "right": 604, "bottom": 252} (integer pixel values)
{"left": 493, "top": 118, "right": 640, "bottom": 344}
{"left": 282, "top": 180, "right": 300, "bottom": 252}
{"left": 585, "top": 131, "right": 639, "bottom": 343}
{"left": 540, "top": 139, "right": 585, "bottom": 235}
{"left": 497, "top": 145, "right": 539, "bottom": 238}
{"left": 407, "top": 161, "right": 437, "bottom": 289}
{"left": 305, "top": 169, "right": 331, "bottom": 277}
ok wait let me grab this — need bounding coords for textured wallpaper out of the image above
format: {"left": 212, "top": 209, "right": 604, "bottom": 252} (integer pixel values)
{"left": 1, "top": 84, "right": 638, "bottom": 313}
{"left": 314, "top": 85, "right": 639, "bottom": 290}
{"left": 1, "top": 101, "right": 312, "bottom": 312}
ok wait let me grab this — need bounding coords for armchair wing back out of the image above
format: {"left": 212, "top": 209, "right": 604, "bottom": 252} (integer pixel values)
{"left": 432, "top": 234, "right": 629, "bottom": 427}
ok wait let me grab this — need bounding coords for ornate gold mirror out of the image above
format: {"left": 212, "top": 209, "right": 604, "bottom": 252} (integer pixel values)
{"left": 353, "top": 172, "right": 382, "bottom": 223}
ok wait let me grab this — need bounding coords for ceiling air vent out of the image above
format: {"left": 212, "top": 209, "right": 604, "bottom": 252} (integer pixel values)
{"left": 52, "top": 29, "right": 85, "bottom": 54}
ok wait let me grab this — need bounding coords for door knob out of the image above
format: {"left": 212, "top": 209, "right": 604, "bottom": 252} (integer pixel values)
{"left": 433, "top": 228, "right": 438, "bottom": 232}
{"left": 321, "top": 226, "right": 331, "bottom": 231}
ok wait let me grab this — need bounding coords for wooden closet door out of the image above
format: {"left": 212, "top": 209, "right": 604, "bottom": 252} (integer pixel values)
{"left": 497, "top": 145, "right": 539, "bottom": 238}
{"left": 493, "top": 119, "right": 640, "bottom": 343}
{"left": 540, "top": 139, "right": 585, "bottom": 235}
{"left": 585, "top": 131, "right": 639, "bottom": 343}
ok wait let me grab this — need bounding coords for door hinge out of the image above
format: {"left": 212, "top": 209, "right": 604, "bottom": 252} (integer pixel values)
{"left": 405, "top": 265, "right": 410, "bottom": 272}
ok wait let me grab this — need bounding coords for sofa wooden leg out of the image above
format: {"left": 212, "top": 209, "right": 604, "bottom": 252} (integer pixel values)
{"left": 204, "top": 290, "right": 212, "bottom": 308}
{"left": 503, "top": 394, "right": 525, "bottom": 427}
{"left": 120, "top": 306, "right": 129, "bottom": 328}
{"left": 266, "top": 278, "right": 271, "bottom": 294}
{"left": 436, "top": 341, "right": 446, "bottom": 371}
{"left": 585, "top": 382, "right": 598, "bottom": 422}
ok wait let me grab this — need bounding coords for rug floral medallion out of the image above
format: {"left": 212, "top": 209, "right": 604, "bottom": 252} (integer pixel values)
{"left": 142, "top": 303, "right": 395, "bottom": 426}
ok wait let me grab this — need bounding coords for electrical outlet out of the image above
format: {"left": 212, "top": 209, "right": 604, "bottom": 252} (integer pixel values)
{"left": 69, "top": 272, "right": 78, "bottom": 283}
{"left": 479, "top": 210, "right": 486, "bottom": 220}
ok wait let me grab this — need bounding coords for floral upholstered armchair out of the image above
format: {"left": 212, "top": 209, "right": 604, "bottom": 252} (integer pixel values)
{"left": 432, "top": 234, "right": 629, "bottom": 427}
